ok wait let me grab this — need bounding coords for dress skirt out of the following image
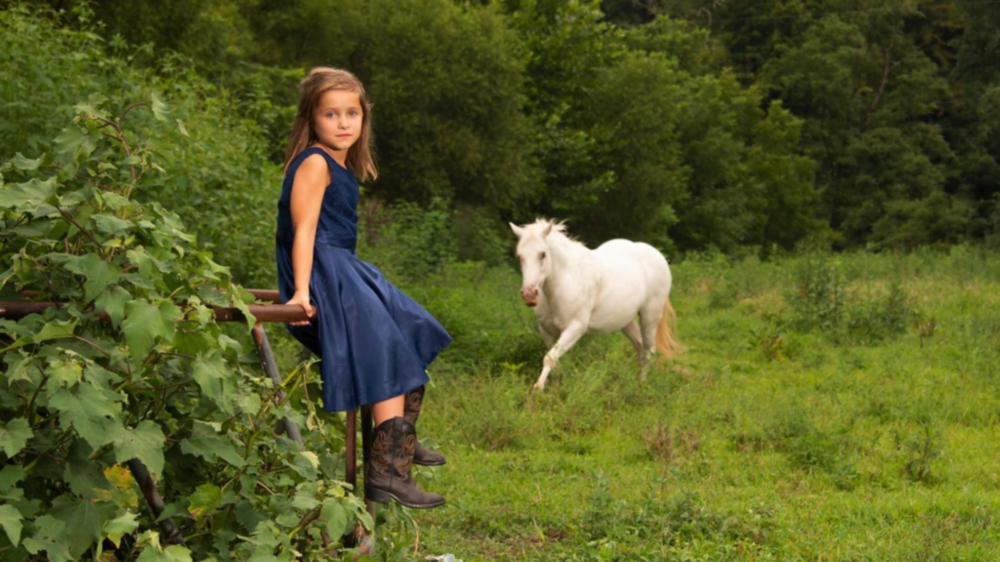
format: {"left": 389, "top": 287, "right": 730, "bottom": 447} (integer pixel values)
{"left": 275, "top": 237, "right": 452, "bottom": 412}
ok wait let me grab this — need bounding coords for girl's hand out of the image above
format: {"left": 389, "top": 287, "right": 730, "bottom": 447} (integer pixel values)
{"left": 286, "top": 291, "right": 315, "bottom": 326}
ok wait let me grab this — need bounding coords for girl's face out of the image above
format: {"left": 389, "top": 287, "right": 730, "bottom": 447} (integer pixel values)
{"left": 312, "top": 89, "right": 363, "bottom": 157}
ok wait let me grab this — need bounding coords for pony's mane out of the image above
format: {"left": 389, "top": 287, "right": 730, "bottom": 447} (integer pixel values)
{"left": 531, "top": 218, "right": 584, "bottom": 246}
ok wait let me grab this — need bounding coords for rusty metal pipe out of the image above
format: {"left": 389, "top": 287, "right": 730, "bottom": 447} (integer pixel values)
{"left": 0, "top": 300, "right": 309, "bottom": 323}
{"left": 252, "top": 323, "right": 304, "bottom": 448}
{"left": 127, "top": 459, "right": 185, "bottom": 546}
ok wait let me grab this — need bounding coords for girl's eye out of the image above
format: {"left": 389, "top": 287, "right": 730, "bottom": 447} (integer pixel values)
{"left": 349, "top": 110, "right": 359, "bottom": 117}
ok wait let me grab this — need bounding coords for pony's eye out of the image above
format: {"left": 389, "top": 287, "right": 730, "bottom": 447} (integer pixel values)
{"left": 539, "top": 252, "right": 546, "bottom": 260}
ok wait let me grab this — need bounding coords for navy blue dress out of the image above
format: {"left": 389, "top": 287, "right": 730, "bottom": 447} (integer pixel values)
{"left": 275, "top": 147, "right": 452, "bottom": 412}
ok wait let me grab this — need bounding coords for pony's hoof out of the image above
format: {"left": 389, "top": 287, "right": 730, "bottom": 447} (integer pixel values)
{"left": 532, "top": 382, "right": 545, "bottom": 392}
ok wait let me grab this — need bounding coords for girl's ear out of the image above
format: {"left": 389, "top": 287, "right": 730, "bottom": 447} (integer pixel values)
{"left": 509, "top": 222, "right": 525, "bottom": 237}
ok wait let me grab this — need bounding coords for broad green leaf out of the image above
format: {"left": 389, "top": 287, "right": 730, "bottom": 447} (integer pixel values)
{"left": 31, "top": 319, "right": 77, "bottom": 343}
{"left": 321, "top": 498, "right": 349, "bottom": 539}
{"left": 54, "top": 124, "right": 90, "bottom": 158}
{"left": 2, "top": 351, "right": 32, "bottom": 384}
{"left": 94, "top": 285, "right": 130, "bottom": 328}
{"left": 0, "top": 418, "right": 32, "bottom": 457}
{"left": 0, "top": 504, "right": 23, "bottom": 546}
{"left": 290, "top": 488, "right": 319, "bottom": 511}
{"left": 231, "top": 297, "right": 257, "bottom": 331}
{"left": 122, "top": 300, "right": 180, "bottom": 362}
{"left": 34, "top": 318, "right": 78, "bottom": 343}
{"left": 187, "top": 483, "right": 222, "bottom": 522}
{"left": 0, "top": 465, "right": 25, "bottom": 493}
{"left": 125, "top": 247, "right": 164, "bottom": 286}
{"left": 8, "top": 152, "right": 41, "bottom": 171}
{"left": 102, "top": 511, "right": 139, "bottom": 549}
{"left": 46, "top": 358, "right": 83, "bottom": 389}
{"left": 151, "top": 92, "right": 170, "bottom": 122}
{"left": 180, "top": 421, "right": 245, "bottom": 467}
{"left": 91, "top": 213, "right": 130, "bottom": 236}
{"left": 64, "top": 439, "right": 111, "bottom": 499}
{"left": 275, "top": 511, "right": 299, "bottom": 527}
{"left": 113, "top": 420, "right": 166, "bottom": 478}
{"left": 85, "top": 363, "right": 122, "bottom": 387}
{"left": 97, "top": 191, "right": 130, "bottom": 210}
{"left": 5, "top": 319, "right": 80, "bottom": 352}
{"left": 48, "top": 382, "right": 123, "bottom": 449}
{"left": 72, "top": 94, "right": 109, "bottom": 119}
{"left": 284, "top": 450, "right": 318, "bottom": 480}
{"left": 22, "top": 514, "right": 72, "bottom": 562}
{"left": 137, "top": 544, "right": 193, "bottom": 562}
{"left": 0, "top": 177, "right": 57, "bottom": 211}
{"left": 177, "top": 119, "right": 189, "bottom": 137}
{"left": 191, "top": 354, "right": 236, "bottom": 414}
{"left": 237, "top": 392, "right": 262, "bottom": 415}
{"left": 64, "top": 254, "right": 121, "bottom": 302}
{"left": 51, "top": 493, "right": 113, "bottom": 558}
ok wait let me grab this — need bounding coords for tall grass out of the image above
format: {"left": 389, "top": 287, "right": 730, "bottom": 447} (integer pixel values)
{"left": 387, "top": 248, "right": 1000, "bottom": 561}
{"left": 268, "top": 242, "right": 1000, "bottom": 560}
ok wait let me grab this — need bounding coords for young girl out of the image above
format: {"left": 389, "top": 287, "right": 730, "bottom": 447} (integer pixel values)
{"left": 275, "top": 67, "right": 450, "bottom": 509}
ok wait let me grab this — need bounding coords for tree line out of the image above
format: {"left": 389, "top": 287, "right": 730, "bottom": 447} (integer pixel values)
{"left": 8, "top": 0, "right": 1000, "bottom": 256}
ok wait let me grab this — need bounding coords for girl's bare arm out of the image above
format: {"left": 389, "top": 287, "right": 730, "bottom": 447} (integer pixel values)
{"left": 286, "top": 154, "right": 329, "bottom": 322}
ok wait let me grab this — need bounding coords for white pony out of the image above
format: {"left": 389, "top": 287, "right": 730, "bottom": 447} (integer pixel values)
{"left": 510, "top": 219, "right": 680, "bottom": 390}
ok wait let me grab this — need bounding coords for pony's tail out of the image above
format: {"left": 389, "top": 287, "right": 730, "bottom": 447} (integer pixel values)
{"left": 655, "top": 298, "right": 682, "bottom": 358}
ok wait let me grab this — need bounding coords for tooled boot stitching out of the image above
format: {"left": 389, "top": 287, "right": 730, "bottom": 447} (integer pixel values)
{"left": 371, "top": 427, "right": 391, "bottom": 473}
{"left": 403, "top": 388, "right": 422, "bottom": 426}
{"left": 397, "top": 432, "right": 416, "bottom": 478}
{"left": 365, "top": 417, "right": 444, "bottom": 509}
{"left": 404, "top": 386, "right": 446, "bottom": 466}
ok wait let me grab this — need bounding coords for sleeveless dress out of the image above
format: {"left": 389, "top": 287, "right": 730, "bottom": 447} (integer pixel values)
{"left": 274, "top": 147, "right": 452, "bottom": 412}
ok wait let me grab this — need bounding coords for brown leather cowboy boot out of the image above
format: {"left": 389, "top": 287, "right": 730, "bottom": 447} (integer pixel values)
{"left": 365, "top": 417, "right": 445, "bottom": 509}
{"left": 403, "top": 385, "right": 446, "bottom": 466}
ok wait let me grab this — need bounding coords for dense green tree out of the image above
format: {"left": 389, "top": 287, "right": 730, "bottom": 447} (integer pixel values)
{"left": 0, "top": 6, "right": 280, "bottom": 286}
{"left": 354, "top": 0, "right": 536, "bottom": 209}
{"left": 14, "top": 0, "right": 1000, "bottom": 254}
{"left": 505, "top": 2, "right": 818, "bottom": 252}
{"left": 760, "top": 8, "right": 966, "bottom": 248}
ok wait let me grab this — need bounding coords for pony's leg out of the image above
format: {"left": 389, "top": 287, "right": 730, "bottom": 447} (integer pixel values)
{"left": 621, "top": 321, "right": 643, "bottom": 358}
{"left": 637, "top": 307, "right": 662, "bottom": 381}
{"left": 535, "top": 322, "right": 588, "bottom": 391}
{"left": 539, "top": 324, "right": 556, "bottom": 349}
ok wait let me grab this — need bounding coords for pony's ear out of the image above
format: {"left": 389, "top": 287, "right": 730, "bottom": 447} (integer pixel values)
{"left": 541, "top": 221, "right": 553, "bottom": 237}
{"left": 509, "top": 222, "right": 524, "bottom": 237}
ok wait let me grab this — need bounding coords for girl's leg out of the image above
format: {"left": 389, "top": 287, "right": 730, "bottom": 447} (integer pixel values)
{"left": 365, "top": 393, "right": 445, "bottom": 508}
{"left": 372, "top": 394, "right": 404, "bottom": 425}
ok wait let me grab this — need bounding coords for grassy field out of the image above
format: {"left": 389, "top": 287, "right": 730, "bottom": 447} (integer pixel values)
{"left": 269, "top": 247, "right": 1000, "bottom": 560}
{"left": 351, "top": 247, "right": 1000, "bottom": 561}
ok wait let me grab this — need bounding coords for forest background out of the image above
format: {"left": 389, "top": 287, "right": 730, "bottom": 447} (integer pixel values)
{"left": 3, "top": 0, "right": 1000, "bottom": 560}
{"left": 6, "top": 0, "right": 1000, "bottom": 285}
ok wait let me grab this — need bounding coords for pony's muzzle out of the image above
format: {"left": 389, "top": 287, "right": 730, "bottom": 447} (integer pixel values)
{"left": 520, "top": 287, "right": 539, "bottom": 307}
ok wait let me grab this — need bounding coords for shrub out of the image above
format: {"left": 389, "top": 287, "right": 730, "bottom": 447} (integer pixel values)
{"left": 0, "top": 6, "right": 280, "bottom": 289}
{"left": 0, "top": 101, "right": 369, "bottom": 560}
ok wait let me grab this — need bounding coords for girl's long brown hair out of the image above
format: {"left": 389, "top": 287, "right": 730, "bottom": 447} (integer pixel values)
{"left": 283, "top": 67, "right": 377, "bottom": 182}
